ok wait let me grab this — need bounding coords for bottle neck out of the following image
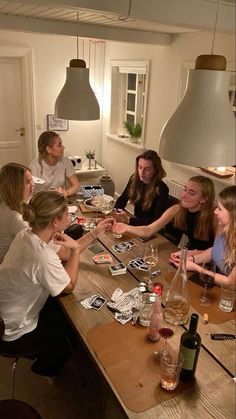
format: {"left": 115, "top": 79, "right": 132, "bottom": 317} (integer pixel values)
{"left": 189, "top": 314, "right": 199, "bottom": 334}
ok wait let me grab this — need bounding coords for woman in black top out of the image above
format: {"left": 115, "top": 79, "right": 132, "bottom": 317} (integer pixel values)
{"left": 114, "top": 150, "right": 169, "bottom": 226}
{"left": 113, "top": 176, "right": 218, "bottom": 252}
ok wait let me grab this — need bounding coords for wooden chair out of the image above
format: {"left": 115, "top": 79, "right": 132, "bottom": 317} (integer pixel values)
{"left": 0, "top": 317, "right": 39, "bottom": 399}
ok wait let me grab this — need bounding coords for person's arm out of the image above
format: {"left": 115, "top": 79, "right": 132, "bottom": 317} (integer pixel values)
{"left": 170, "top": 248, "right": 212, "bottom": 264}
{"left": 77, "top": 218, "right": 113, "bottom": 252}
{"left": 114, "top": 178, "right": 131, "bottom": 210}
{"left": 112, "top": 204, "right": 179, "bottom": 238}
{"left": 185, "top": 261, "right": 236, "bottom": 289}
{"left": 64, "top": 174, "right": 80, "bottom": 197}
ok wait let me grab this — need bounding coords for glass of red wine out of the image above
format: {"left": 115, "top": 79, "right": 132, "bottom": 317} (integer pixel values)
{"left": 156, "top": 307, "right": 179, "bottom": 358}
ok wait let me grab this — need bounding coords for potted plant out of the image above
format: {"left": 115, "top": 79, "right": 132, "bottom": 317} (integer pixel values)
{"left": 123, "top": 121, "right": 142, "bottom": 143}
{"left": 85, "top": 149, "right": 96, "bottom": 169}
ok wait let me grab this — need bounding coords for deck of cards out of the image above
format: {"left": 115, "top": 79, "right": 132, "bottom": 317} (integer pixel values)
{"left": 80, "top": 294, "right": 107, "bottom": 310}
{"left": 92, "top": 254, "right": 112, "bottom": 264}
{"left": 109, "top": 263, "right": 127, "bottom": 275}
{"left": 128, "top": 257, "right": 150, "bottom": 271}
{"left": 112, "top": 241, "right": 135, "bottom": 253}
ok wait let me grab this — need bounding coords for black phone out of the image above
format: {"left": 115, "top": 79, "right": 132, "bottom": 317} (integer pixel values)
{"left": 189, "top": 272, "right": 215, "bottom": 289}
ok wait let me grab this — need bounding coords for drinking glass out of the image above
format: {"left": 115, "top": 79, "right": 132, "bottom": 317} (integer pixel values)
{"left": 199, "top": 261, "right": 216, "bottom": 306}
{"left": 160, "top": 352, "right": 184, "bottom": 391}
{"left": 100, "top": 200, "right": 114, "bottom": 217}
{"left": 143, "top": 244, "right": 158, "bottom": 290}
{"left": 156, "top": 307, "right": 179, "bottom": 358}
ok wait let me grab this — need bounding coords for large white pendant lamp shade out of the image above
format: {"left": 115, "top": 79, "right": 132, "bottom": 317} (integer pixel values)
{"left": 159, "top": 63, "right": 235, "bottom": 166}
{"left": 55, "top": 58, "right": 100, "bottom": 121}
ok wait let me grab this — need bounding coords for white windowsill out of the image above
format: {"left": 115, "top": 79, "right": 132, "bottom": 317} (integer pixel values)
{"left": 106, "top": 134, "right": 145, "bottom": 150}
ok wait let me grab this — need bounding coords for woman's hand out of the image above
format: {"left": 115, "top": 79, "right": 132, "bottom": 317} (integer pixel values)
{"left": 53, "top": 232, "right": 79, "bottom": 250}
{"left": 93, "top": 217, "right": 114, "bottom": 236}
{"left": 112, "top": 221, "right": 128, "bottom": 235}
{"left": 112, "top": 209, "right": 129, "bottom": 224}
{"left": 171, "top": 256, "right": 200, "bottom": 273}
{"left": 169, "top": 250, "right": 181, "bottom": 264}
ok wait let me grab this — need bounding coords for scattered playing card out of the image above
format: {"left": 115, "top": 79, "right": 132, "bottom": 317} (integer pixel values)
{"left": 93, "top": 254, "right": 113, "bottom": 264}
{"left": 89, "top": 244, "right": 104, "bottom": 254}
{"left": 112, "top": 241, "right": 135, "bottom": 253}
{"left": 128, "top": 258, "right": 150, "bottom": 271}
{"left": 109, "top": 263, "right": 127, "bottom": 275}
{"left": 90, "top": 295, "right": 107, "bottom": 310}
{"left": 80, "top": 295, "right": 98, "bottom": 309}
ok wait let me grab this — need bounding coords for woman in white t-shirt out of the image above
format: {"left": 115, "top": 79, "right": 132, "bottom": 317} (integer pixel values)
{"left": 0, "top": 190, "right": 112, "bottom": 378}
{"left": 30, "top": 130, "right": 79, "bottom": 197}
{"left": 0, "top": 162, "right": 34, "bottom": 263}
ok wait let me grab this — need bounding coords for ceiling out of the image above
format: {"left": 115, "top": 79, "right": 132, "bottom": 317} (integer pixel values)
{"left": 0, "top": 0, "right": 235, "bottom": 44}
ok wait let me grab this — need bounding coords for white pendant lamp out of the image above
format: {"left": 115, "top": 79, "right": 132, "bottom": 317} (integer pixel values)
{"left": 159, "top": 0, "right": 235, "bottom": 167}
{"left": 54, "top": 13, "right": 100, "bottom": 121}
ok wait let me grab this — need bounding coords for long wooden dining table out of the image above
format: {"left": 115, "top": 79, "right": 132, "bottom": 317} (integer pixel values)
{"left": 59, "top": 223, "right": 235, "bottom": 419}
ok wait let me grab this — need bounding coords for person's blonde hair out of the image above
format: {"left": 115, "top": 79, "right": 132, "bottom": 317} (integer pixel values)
{"left": 129, "top": 150, "right": 166, "bottom": 211}
{"left": 37, "top": 131, "right": 59, "bottom": 175}
{"left": 22, "top": 191, "right": 67, "bottom": 230}
{"left": 218, "top": 186, "right": 236, "bottom": 269}
{"left": 174, "top": 176, "right": 215, "bottom": 241}
{"left": 0, "top": 162, "right": 31, "bottom": 213}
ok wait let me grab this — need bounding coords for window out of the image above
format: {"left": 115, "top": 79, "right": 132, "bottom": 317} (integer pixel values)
{"left": 109, "top": 60, "right": 149, "bottom": 146}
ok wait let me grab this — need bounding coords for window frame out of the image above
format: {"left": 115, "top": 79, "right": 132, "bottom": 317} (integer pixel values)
{"left": 109, "top": 60, "right": 149, "bottom": 147}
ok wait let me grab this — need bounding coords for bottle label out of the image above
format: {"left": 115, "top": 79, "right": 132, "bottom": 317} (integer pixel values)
{"left": 180, "top": 344, "right": 196, "bottom": 370}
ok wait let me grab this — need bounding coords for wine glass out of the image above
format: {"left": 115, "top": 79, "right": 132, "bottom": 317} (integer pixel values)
{"left": 156, "top": 307, "right": 179, "bottom": 358}
{"left": 100, "top": 199, "right": 114, "bottom": 217}
{"left": 199, "top": 261, "right": 216, "bottom": 306}
{"left": 143, "top": 244, "right": 158, "bottom": 290}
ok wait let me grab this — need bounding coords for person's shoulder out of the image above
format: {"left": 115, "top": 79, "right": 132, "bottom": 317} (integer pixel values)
{"left": 157, "top": 180, "right": 169, "bottom": 193}
{"left": 61, "top": 156, "right": 74, "bottom": 168}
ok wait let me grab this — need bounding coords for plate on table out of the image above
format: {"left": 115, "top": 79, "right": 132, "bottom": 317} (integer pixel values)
{"left": 84, "top": 195, "right": 114, "bottom": 212}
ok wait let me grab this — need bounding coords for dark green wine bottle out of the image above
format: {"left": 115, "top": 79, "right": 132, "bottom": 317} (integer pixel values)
{"left": 179, "top": 313, "right": 201, "bottom": 382}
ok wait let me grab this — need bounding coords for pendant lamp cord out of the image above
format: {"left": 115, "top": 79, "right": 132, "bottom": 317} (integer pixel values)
{"left": 76, "top": 11, "right": 79, "bottom": 59}
{"left": 211, "top": 0, "right": 220, "bottom": 55}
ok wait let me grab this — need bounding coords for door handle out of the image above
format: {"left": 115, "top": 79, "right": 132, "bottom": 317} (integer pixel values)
{"left": 15, "top": 127, "right": 25, "bottom": 136}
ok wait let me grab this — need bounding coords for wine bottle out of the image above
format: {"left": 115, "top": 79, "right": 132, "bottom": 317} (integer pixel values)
{"left": 165, "top": 247, "right": 190, "bottom": 325}
{"left": 179, "top": 313, "right": 201, "bottom": 382}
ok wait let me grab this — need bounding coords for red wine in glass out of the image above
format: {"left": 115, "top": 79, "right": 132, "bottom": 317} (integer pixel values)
{"left": 159, "top": 327, "right": 174, "bottom": 339}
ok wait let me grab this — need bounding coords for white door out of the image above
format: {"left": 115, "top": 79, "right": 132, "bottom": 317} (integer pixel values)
{"left": 0, "top": 57, "right": 28, "bottom": 166}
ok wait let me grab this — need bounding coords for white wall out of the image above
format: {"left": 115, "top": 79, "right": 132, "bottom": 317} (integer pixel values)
{"left": 102, "top": 31, "right": 235, "bottom": 195}
{"left": 0, "top": 30, "right": 105, "bottom": 163}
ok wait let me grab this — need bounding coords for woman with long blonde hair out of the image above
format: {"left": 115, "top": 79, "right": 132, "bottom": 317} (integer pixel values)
{"left": 0, "top": 190, "right": 112, "bottom": 378}
{"left": 113, "top": 175, "right": 217, "bottom": 251}
{"left": 171, "top": 186, "right": 235, "bottom": 287}
{"left": 0, "top": 162, "right": 34, "bottom": 262}
{"left": 114, "top": 150, "right": 169, "bottom": 225}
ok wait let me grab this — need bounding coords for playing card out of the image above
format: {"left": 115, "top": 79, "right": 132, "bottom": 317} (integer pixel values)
{"left": 93, "top": 254, "right": 112, "bottom": 264}
{"left": 112, "top": 241, "right": 133, "bottom": 253}
{"left": 90, "top": 295, "right": 107, "bottom": 310}
{"left": 80, "top": 295, "right": 98, "bottom": 309}
{"left": 109, "top": 263, "right": 127, "bottom": 275}
{"left": 89, "top": 244, "right": 104, "bottom": 254}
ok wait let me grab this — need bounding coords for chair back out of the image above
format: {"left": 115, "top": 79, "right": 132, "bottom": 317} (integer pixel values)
{"left": 0, "top": 317, "right": 5, "bottom": 340}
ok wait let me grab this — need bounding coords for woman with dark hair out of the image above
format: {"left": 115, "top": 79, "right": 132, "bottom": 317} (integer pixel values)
{"left": 114, "top": 150, "right": 169, "bottom": 225}
{"left": 30, "top": 130, "right": 79, "bottom": 197}
{"left": 113, "top": 175, "right": 218, "bottom": 252}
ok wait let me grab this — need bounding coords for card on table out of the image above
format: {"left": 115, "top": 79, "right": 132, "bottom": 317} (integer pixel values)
{"left": 128, "top": 258, "right": 150, "bottom": 271}
{"left": 92, "top": 254, "right": 113, "bottom": 264}
{"left": 89, "top": 244, "right": 104, "bottom": 254}
{"left": 109, "top": 263, "right": 127, "bottom": 275}
{"left": 80, "top": 294, "right": 107, "bottom": 310}
{"left": 90, "top": 295, "right": 107, "bottom": 310}
{"left": 112, "top": 241, "right": 135, "bottom": 253}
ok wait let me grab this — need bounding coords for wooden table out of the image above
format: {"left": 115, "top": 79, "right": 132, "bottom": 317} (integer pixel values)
{"left": 59, "top": 230, "right": 235, "bottom": 418}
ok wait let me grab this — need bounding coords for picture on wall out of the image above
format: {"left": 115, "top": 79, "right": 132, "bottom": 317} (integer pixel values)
{"left": 47, "top": 114, "right": 69, "bottom": 131}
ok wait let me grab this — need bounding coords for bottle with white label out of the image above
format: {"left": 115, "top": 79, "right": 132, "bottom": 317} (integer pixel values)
{"left": 179, "top": 313, "right": 201, "bottom": 382}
